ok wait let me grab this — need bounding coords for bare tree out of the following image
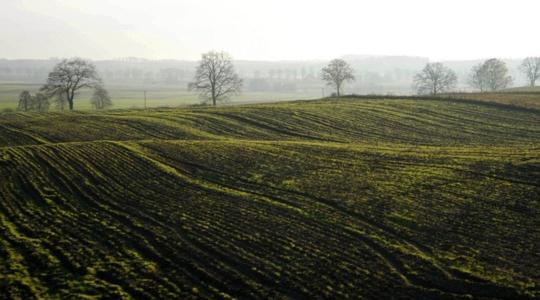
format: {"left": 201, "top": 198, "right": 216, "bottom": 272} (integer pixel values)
{"left": 188, "top": 51, "right": 242, "bottom": 106}
{"left": 31, "top": 93, "right": 50, "bottom": 112}
{"left": 468, "top": 64, "right": 488, "bottom": 92}
{"left": 41, "top": 58, "right": 101, "bottom": 110}
{"left": 17, "top": 90, "right": 32, "bottom": 111}
{"left": 413, "top": 63, "right": 457, "bottom": 95}
{"left": 90, "top": 85, "right": 113, "bottom": 110}
{"left": 18, "top": 91, "right": 49, "bottom": 112}
{"left": 321, "top": 59, "right": 355, "bottom": 97}
{"left": 520, "top": 57, "right": 540, "bottom": 87}
{"left": 53, "top": 90, "right": 69, "bottom": 111}
{"left": 468, "top": 58, "right": 512, "bottom": 92}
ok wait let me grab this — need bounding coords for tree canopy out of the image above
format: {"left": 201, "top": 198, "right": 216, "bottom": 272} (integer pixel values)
{"left": 41, "top": 58, "right": 101, "bottom": 110}
{"left": 469, "top": 59, "right": 512, "bottom": 92}
{"left": 188, "top": 51, "right": 242, "bottom": 106}
{"left": 321, "top": 59, "right": 355, "bottom": 97}
{"left": 414, "top": 63, "right": 457, "bottom": 95}
{"left": 520, "top": 57, "right": 540, "bottom": 88}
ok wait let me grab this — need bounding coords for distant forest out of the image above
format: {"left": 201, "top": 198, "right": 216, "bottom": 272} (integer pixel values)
{"left": 0, "top": 56, "right": 527, "bottom": 95}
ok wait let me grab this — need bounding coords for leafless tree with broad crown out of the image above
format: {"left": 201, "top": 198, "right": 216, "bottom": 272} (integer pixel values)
{"left": 321, "top": 59, "right": 355, "bottom": 97}
{"left": 520, "top": 57, "right": 540, "bottom": 88}
{"left": 414, "top": 63, "right": 457, "bottom": 95}
{"left": 41, "top": 58, "right": 101, "bottom": 110}
{"left": 188, "top": 51, "right": 242, "bottom": 106}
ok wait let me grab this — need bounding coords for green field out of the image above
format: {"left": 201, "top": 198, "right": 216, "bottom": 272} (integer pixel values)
{"left": 0, "top": 82, "right": 320, "bottom": 111}
{"left": 0, "top": 98, "right": 539, "bottom": 299}
{"left": 4, "top": 82, "right": 540, "bottom": 112}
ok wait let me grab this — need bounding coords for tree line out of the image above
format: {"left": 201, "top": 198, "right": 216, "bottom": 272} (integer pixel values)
{"left": 16, "top": 54, "right": 540, "bottom": 111}
{"left": 414, "top": 57, "right": 540, "bottom": 95}
{"left": 187, "top": 52, "right": 358, "bottom": 105}
{"left": 322, "top": 57, "right": 540, "bottom": 97}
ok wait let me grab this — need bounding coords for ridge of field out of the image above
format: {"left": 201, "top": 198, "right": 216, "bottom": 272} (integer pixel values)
{"left": 0, "top": 98, "right": 539, "bottom": 299}
{"left": 444, "top": 92, "right": 540, "bottom": 110}
{"left": 1, "top": 98, "right": 539, "bottom": 147}
{"left": 503, "top": 86, "right": 540, "bottom": 93}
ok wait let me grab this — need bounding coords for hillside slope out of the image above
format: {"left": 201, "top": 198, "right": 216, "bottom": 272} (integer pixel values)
{"left": 0, "top": 98, "right": 539, "bottom": 299}
{"left": 1, "top": 99, "right": 539, "bottom": 147}
{"left": 445, "top": 92, "right": 540, "bottom": 110}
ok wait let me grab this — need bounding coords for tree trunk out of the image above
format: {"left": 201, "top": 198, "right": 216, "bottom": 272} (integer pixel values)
{"left": 68, "top": 96, "right": 74, "bottom": 110}
{"left": 68, "top": 91, "right": 74, "bottom": 111}
{"left": 211, "top": 83, "right": 217, "bottom": 106}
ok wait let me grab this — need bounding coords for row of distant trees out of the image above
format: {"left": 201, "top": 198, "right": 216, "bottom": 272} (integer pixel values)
{"left": 187, "top": 53, "right": 357, "bottom": 104}
{"left": 309, "top": 57, "right": 540, "bottom": 98}
{"left": 413, "top": 57, "right": 540, "bottom": 95}
{"left": 18, "top": 53, "right": 242, "bottom": 110}
{"left": 16, "top": 54, "right": 540, "bottom": 111}
{"left": 186, "top": 51, "right": 352, "bottom": 105}
{"left": 320, "top": 57, "right": 540, "bottom": 97}
{"left": 18, "top": 58, "right": 112, "bottom": 112}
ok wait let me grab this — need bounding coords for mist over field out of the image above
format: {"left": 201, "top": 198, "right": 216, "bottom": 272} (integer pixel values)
{"left": 1, "top": 0, "right": 539, "bottom": 108}
{"left": 0, "top": 56, "right": 529, "bottom": 90}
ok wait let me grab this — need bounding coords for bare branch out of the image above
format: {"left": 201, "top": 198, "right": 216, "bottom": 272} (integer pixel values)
{"left": 519, "top": 57, "right": 540, "bottom": 88}
{"left": 188, "top": 51, "right": 242, "bottom": 106}
{"left": 414, "top": 63, "right": 457, "bottom": 95}
{"left": 321, "top": 59, "right": 355, "bottom": 97}
{"left": 90, "top": 85, "right": 113, "bottom": 110}
{"left": 468, "top": 58, "right": 512, "bottom": 92}
{"left": 41, "top": 58, "right": 101, "bottom": 110}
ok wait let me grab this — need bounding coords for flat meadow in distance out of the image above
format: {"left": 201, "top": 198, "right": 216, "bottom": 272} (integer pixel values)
{"left": 0, "top": 82, "right": 321, "bottom": 111}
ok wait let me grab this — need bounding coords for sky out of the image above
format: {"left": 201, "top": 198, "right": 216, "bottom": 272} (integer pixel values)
{"left": 1, "top": 0, "right": 539, "bottom": 61}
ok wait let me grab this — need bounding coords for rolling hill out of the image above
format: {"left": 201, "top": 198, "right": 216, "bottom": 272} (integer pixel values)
{"left": 0, "top": 98, "right": 539, "bottom": 299}
{"left": 441, "top": 91, "right": 540, "bottom": 111}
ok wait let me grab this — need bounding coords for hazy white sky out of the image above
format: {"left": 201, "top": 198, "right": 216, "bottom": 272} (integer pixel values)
{"left": 1, "top": 0, "right": 539, "bottom": 61}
